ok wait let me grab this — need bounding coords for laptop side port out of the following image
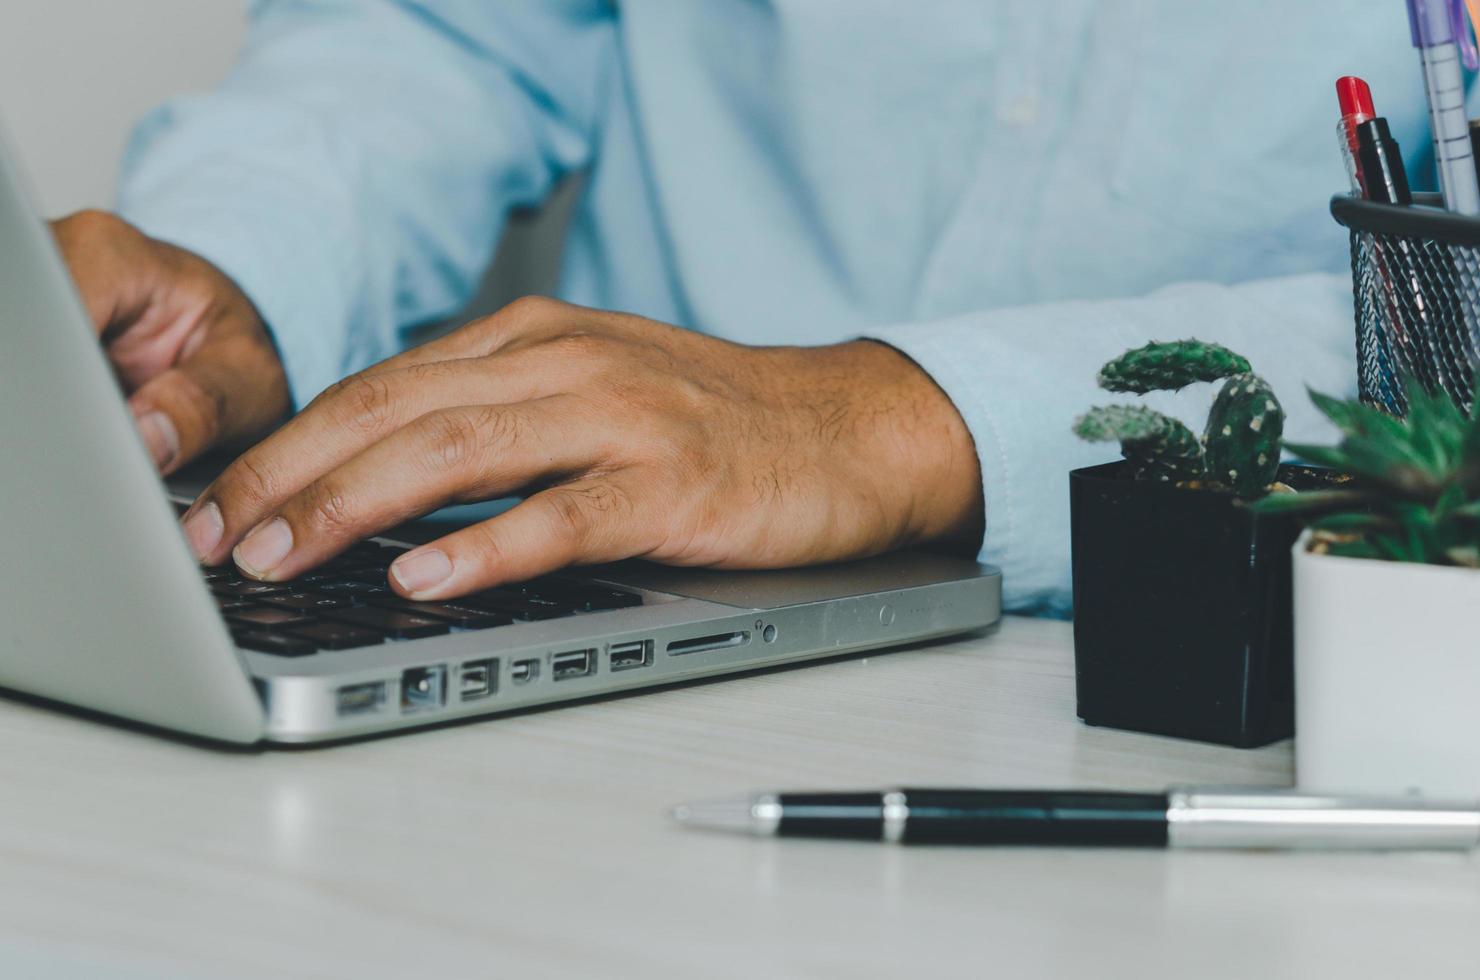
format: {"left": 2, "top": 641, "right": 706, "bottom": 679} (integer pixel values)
{"left": 401, "top": 665, "right": 446, "bottom": 712}
{"left": 336, "top": 681, "right": 387, "bottom": 716}
{"left": 666, "top": 631, "right": 751, "bottom": 657}
{"left": 459, "top": 659, "right": 497, "bottom": 701}
{"left": 511, "top": 658, "right": 540, "bottom": 685}
{"left": 609, "top": 640, "right": 653, "bottom": 671}
{"left": 552, "top": 649, "right": 596, "bottom": 681}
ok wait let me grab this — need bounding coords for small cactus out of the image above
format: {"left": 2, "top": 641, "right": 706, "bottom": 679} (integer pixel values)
{"left": 1074, "top": 339, "right": 1286, "bottom": 496}
{"left": 1097, "top": 340, "right": 1252, "bottom": 394}
{"left": 1074, "top": 405, "right": 1205, "bottom": 483}
{"left": 1203, "top": 373, "right": 1284, "bottom": 497}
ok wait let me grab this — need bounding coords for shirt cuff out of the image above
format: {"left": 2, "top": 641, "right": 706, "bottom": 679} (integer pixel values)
{"left": 868, "top": 313, "right": 1069, "bottom": 616}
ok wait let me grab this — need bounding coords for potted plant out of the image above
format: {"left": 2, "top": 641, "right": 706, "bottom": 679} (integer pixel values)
{"left": 1069, "top": 339, "right": 1338, "bottom": 748}
{"left": 1254, "top": 380, "right": 1480, "bottom": 796}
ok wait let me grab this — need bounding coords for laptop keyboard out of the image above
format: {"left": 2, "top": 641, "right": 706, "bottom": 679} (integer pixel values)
{"left": 200, "top": 540, "right": 644, "bottom": 657}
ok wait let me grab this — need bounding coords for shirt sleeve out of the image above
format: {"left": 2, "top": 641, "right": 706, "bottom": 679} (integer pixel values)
{"left": 869, "top": 272, "right": 1357, "bottom": 617}
{"left": 116, "top": 0, "right": 615, "bottom": 407}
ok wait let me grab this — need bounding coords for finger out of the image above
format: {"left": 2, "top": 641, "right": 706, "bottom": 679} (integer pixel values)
{"left": 125, "top": 328, "right": 281, "bottom": 475}
{"left": 387, "top": 476, "right": 646, "bottom": 600}
{"left": 358, "top": 295, "right": 602, "bottom": 378}
{"left": 230, "top": 398, "right": 606, "bottom": 581}
{"left": 190, "top": 350, "right": 584, "bottom": 563}
{"left": 50, "top": 211, "right": 156, "bottom": 336}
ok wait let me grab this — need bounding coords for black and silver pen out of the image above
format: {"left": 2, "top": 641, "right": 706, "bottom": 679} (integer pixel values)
{"left": 671, "top": 788, "right": 1480, "bottom": 850}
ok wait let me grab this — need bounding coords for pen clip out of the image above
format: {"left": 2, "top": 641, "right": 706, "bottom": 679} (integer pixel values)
{"left": 1451, "top": 0, "right": 1479, "bottom": 70}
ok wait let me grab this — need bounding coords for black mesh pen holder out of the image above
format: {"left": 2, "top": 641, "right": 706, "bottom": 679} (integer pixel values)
{"left": 1331, "top": 193, "right": 1480, "bottom": 414}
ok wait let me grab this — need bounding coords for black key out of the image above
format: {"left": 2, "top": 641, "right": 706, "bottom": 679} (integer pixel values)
{"left": 228, "top": 606, "right": 316, "bottom": 629}
{"left": 213, "top": 580, "right": 291, "bottom": 598}
{"left": 215, "top": 598, "right": 256, "bottom": 613}
{"left": 456, "top": 592, "right": 571, "bottom": 621}
{"left": 513, "top": 577, "right": 579, "bottom": 595}
{"left": 259, "top": 591, "right": 352, "bottom": 613}
{"left": 312, "top": 578, "right": 395, "bottom": 600}
{"left": 518, "top": 579, "right": 643, "bottom": 611}
{"left": 323, "top": 605, "right": 451, "bottom": 639}
{"left": 347, "top": 541, "right": 404, "bottom": 559}
{"left": 294, "top": 568, "right": 357, "bottom": 583}
{"left": 319, "top": 553, "right": 385, "bottom": 574}
{"left": 286, "top": 622, "right": 385, "bottom": 651}
{"left": 367, "top": 597, "right": 512, "bottom": 629}
{"left": 557, "top": 588, "right": 643, "bottom": 612}
{"left": 586, "top": 591, "right": 643, "bottom": 611}
{"left": 201, "top": 566, "right": 239, "bottom": 583}
{"left": 233, "top": 631, "right": 317, "bottom": 656}
{"left": 342, "top": 566, "right": 394, "bottom": 584}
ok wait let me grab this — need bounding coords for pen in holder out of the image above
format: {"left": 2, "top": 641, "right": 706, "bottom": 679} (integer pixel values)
{"left": 1330, "top": 193, "right": 1480, "bottom": 413}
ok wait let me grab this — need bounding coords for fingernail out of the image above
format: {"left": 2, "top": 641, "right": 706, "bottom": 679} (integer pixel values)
{"left": 234, "top": 518, "right": 293, "bottom": 578}
{"left": 182, "top": 501, "right": 224, "bottom": 560}
{"left": 391, "top": 549, "right": 453, "bottom": 596}
{"left": 135, "top": 411, "right": 179, "bottom": 470}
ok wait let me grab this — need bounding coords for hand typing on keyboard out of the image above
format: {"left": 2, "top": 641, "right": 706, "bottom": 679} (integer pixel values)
{"left": 173, "top": 297, "right": 982, "bottom": 601}
{"left": 191, "top": 532, "right": 645, "bottom": 654}
{"left": 50, "top": 211, "right": 291, "bottom": 474}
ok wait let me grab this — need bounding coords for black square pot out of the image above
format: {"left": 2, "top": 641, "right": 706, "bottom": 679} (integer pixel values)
{"left": 1069, "top": 462, "right": 1332, "bottom": 748}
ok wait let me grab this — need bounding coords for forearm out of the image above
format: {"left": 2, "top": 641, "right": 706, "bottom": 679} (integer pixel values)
{"left": 117, "top": 0, "right": 613, "bottom": 407}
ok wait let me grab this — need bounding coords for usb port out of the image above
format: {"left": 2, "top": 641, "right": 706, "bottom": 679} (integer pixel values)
{"left": 511, "top": 658, "right": 539, "bottom": 685}
{"left": 336, "top": 681, "right": 386, "bottom": 716}
{"left": 609, "top": 640, "right": 653, "bottom": 671}
{"left": 552, "top": 649, "right": 596, "bottom": 681}
{"left": 459, "top": 659, "right": 497, "bottom": 701}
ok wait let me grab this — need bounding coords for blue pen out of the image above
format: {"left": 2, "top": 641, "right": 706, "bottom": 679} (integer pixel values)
{"left": 1407, "top": 0, "right": 1480, "bottom": 213}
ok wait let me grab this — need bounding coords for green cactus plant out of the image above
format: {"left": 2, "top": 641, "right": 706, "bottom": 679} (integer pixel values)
{"left": 1072, "top": 405, "right": 1204, "bottom": 483}
{"left": 1097, "top": 340, "right": 1252, "bottom": 394}
{"left": 1074, "top": 339, "right": 1286, "bottom": 498}
{"left": 1203, "top": 373, "right": 1284, "bottom": 497}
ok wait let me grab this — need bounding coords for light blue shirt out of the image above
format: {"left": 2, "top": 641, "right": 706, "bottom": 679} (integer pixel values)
{"left": 117, "top": 0, "right": 1433, "bottom": 615}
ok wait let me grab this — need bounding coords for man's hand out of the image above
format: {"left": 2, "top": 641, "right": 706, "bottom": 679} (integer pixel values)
{"left": 184, "top": 298, "right": 983, "bottom": 598}
{"left": 52, "top": 210, "right": 291, "bottom": 476}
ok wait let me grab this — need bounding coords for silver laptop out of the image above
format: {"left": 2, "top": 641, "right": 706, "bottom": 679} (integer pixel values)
{"left": 0, "top": 137, "right": 1001, "bottom": 745}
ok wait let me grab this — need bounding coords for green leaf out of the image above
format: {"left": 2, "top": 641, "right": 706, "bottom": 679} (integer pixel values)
{"left": 1307, "top": 387, "right": 1369, "bottom": 438}
{"left": 1402, "top": 379, "right": 1466, "bottom": 474}
{"left": 1325, "top": 537, "right": 1383, "bottom": 561}
{"left": 1309, "top": 512, "right": 1394, "bottom": 533}
{"left": 1306, "top": 387, "right": 1410, "bottom": 443}
{"left": 1433, "top": 482, "right": 1466, "bottom": 522}
{"left": 1282, "top": 442, "right": 1356, "bottom": 472}
{"left": 1453, "top": 499, "right": 1480, "bottom": 520}
{"left": 1459, "top": 408, "right": 1480, "bottom": 494}
{"left": 1372, "top": 532, "right": 1413, "bottom": 562}
{"left": 1248, "top": 488, "right": 1375, "bottom": 515}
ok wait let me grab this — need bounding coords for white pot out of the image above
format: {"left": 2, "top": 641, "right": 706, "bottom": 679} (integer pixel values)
{"left": 1294, "top": 530, "right": 1480, "bottom": 797}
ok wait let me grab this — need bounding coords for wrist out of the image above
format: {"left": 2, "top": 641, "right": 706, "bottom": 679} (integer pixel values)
{"left": 820, "top": 340, "right": 984, "bottom": 554}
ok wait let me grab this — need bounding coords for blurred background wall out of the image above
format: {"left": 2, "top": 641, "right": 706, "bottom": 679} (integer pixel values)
{"left": 0, "top": 0, "right": 571, "bottom": 319}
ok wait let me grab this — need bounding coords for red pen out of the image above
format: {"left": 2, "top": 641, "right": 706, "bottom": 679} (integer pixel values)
{"left": 1336, "top": 76, "right": 1376, "bottom": 195}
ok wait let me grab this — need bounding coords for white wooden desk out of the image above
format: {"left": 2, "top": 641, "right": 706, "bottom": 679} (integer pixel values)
{"left": 0, "top": 616, "right": 1474, "bottom": 979}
